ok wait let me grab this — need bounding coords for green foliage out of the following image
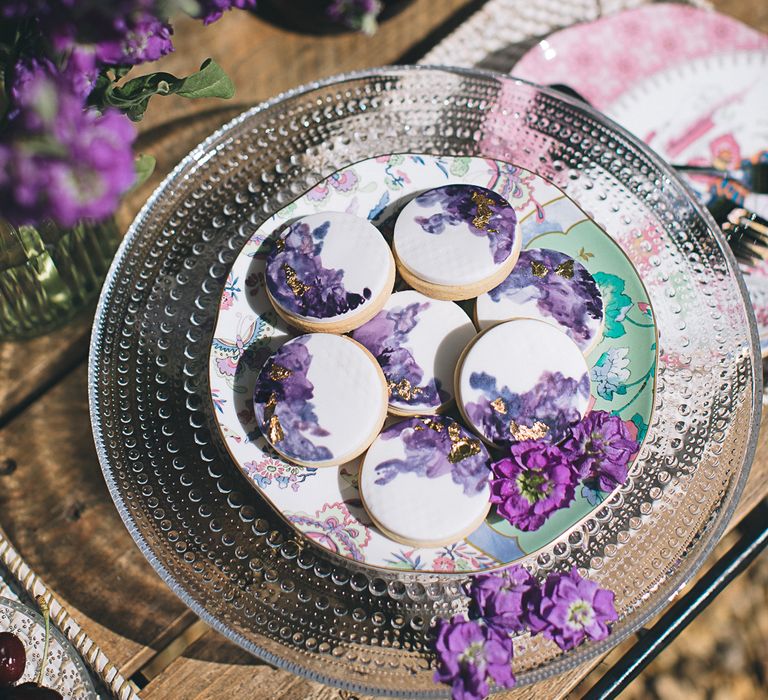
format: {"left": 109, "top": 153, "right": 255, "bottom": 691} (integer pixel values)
{"left": 90, "top": 58, "right": 235, "bottom": 121}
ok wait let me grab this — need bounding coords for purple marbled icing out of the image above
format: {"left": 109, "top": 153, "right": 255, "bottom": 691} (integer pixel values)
{"left": 351, "top": 299, "right": 448, "bottom": 409}
{"left": 253, "top": 336, "right": 333, "bottom": 462}
{"left": 265, "top": 217, "right": 371, "bottom": 319}
{"left": 487, "top": 249, "right": 603, "bottom": 350}
{"left": 410, "top": 185, "right": 517, "bottom": 264}
{"left": 371, "top": 417, "right": 490, "bottom": 496}
{"left": 464, "top": 370, "right": 589, "bottom": 446}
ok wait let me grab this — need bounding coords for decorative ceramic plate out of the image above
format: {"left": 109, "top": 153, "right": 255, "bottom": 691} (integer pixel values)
{"left": 606, "top": 49, "right": 768, "bottom": 354}
{"left": 90, "top": 67, "right": 760, "bottom": 695}
{"left": 210, "top": 153, "right": 657, "bottom": 573}
{"left": 512, "top": 4, "right": 768, "bottom": 109}
{"left": 0, "top": 597, "right": 97, "bottom": 699}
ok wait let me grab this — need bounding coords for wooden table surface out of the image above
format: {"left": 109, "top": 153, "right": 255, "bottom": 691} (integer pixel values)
{"left": 1, "top": 1, "right": 767, "bottom": 698}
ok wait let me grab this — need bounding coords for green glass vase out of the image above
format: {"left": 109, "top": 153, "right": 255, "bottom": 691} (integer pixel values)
{"left": 0, "top": 217, "right": 121, "bottom": 339}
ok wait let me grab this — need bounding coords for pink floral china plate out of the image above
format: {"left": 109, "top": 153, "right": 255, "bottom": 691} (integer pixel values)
{"left": 512, "top": 4, "right": 768, "bottom": 110}
{"left": 208, "top": 154, "right": 657, "bottom": 574}
{"left": 606, "top": 49, "right": 768, "bottom": 355}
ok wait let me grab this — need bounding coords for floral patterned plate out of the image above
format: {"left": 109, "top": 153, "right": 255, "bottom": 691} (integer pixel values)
{"left": 0, "top": 597, "right": 97, "bottom": 699}
{"left": 209, "top": 153, "right": 657, "bottom": 574}
{"left": 512, "top": 4, "right": 768, "bottom": 111}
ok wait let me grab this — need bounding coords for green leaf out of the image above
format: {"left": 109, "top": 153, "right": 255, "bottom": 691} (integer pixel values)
{"left": 175, "top": 59, "right": 234, "bottom": 99}
{"left": 133, "top": 153, "right": 156, "bottom": 189}
{"left": 92, "top": 59, "right": 235, "bottom": 121}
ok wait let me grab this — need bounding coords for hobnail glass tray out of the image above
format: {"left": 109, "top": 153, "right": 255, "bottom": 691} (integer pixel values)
{"left": 89, "top": 66, "right": 761, "bottom": 695}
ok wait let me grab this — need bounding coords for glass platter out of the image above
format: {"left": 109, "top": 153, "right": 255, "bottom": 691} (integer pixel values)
{"left": 89, "top": 66, "right": 761, "bottom": 695}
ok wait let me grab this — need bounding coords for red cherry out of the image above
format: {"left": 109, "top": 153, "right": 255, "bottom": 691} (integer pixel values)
{"left": 0, "top": 632, "right": 26, "bottom": 686}
{"left": 1, "top": 682, "right": 63, "bottom": 700}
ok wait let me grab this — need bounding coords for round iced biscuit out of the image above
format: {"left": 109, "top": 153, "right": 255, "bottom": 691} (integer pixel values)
{"left": 456, "top": 319, "right": 591, "bottom": 446}
{"left": 359, "top": 416, "right": 491, "bottom": 547}
{"left": 253, "top": 334, "right": 388, "bottom": 467}
{"left": 351, "top": 290, "right": 476, "bottom": 416}
{"left": 265, "top": 212, "right": 395, "bottom": 333}
{"left": 475, "top": 248, "right": 604, "bottom": 354}
{"left": 393, "top": 184, "right": 520, "bottom": 300}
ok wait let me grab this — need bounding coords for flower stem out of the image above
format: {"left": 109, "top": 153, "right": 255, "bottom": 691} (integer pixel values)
{"left": 35, "top": 595, "right": 51, "bottom": 686}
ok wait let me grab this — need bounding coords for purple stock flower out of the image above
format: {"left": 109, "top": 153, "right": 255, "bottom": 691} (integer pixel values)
{"left": 490, "top": 441, "right": 577, "bottom": 531}
{"left": 92, "top": 14, "right": 174, "bottom": 65}
{"left": 327, "top": 0, "right": 382, "bottom": 34}
{"left": 538, "top": 569, "right": 618, "bottom": 651}
{"left": 4, "top": 1, "right": 174, "bottom": 65}
{"left": 469, "top": 565, "right": 541, "bottom": 634}
{"left": 195, "top": 0, "right": 257, "bottom": 25}
{"left": 0, "top": 61, "right": 136, "bottom": 227}
{"left": 433, "top": 616, "right": 515, "bottom": 700}
{"left": 561, "top": 411, "right": 639, "bottom": 492}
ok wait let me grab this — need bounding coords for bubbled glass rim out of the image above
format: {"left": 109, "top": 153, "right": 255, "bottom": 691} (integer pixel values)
{"left": 89, "top": 65, "right": 761, "bottom": 695}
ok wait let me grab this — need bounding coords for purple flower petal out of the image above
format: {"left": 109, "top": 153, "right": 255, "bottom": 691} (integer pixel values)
{"left": 561, "top": 411, "right": 639, "bottom": 492}
{"left": 196, "top": 0, "right": 257, "bottom": 25}
{"left": 0, "top": 61, "right": 136, "bottom": 227}
{"left": 538, "top": 568, "right": 618, "bottom": 651}
{"left": 489, "top": 442, "right": 577, "bottom": 531}
{"left": 433, "top": 616, "right": 515, "bottom": 700}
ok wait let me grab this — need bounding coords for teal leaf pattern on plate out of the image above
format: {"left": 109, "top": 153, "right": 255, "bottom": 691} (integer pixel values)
{"left": 594, "top": 271, "right": 633, "bottom": 339}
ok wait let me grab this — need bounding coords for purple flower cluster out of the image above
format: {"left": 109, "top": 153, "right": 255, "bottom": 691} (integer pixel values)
{"left": 434, "top": 616, "right": 515, "bottom": 700}
{"left": 539, "top": 569, "right": 618, "bottom": 650}
{"left": 3, "top": 2, "right": 175, "bottom": 66}
{"left": 490, "top": 442, "right": 575, "bottom": 531}
{"left": 0, "top": 60, "right": 136, "bottom": 226}
{"left": 561, "top": 410, "right": 639, "bottom": 492}
{"left": 489, "top": 411, "right": 639, "bottom": 532}
{"left": 197, "top": 0, "right": 258, "bottom": 25}
{"left": 327, "top": 0, "right": 383, "bottom": 34}
{"left": 433, "top": 565, "right": 618, "bottom": 700}
{"left": 0, "top": 1, "right": 254, "bottom": 227}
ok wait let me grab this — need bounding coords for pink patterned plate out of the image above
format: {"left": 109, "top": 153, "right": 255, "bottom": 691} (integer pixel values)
{"left": 606, "top": 50, "right": 768, "bottom": 355}
{"left": 512, "top": 3, "right": 768, "bottom": 110}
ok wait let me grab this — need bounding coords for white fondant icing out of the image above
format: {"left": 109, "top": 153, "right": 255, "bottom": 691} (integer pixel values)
{"left": 267, "top": 211, "right": 394, "bottom": 323}
{"left": 359, "top": 417, "right": 491, "bottom": 545}
{"left": 393, "top": 185, "right": 519, "bottom": 287}
{"left": 351, "top": 290, "right": 476, "bottom": 413}
{"left": 256, "top": 334, "right": 386, "bottom": 465}
{"left": 457, "top": 319, "right": 590, "bottom": 444}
